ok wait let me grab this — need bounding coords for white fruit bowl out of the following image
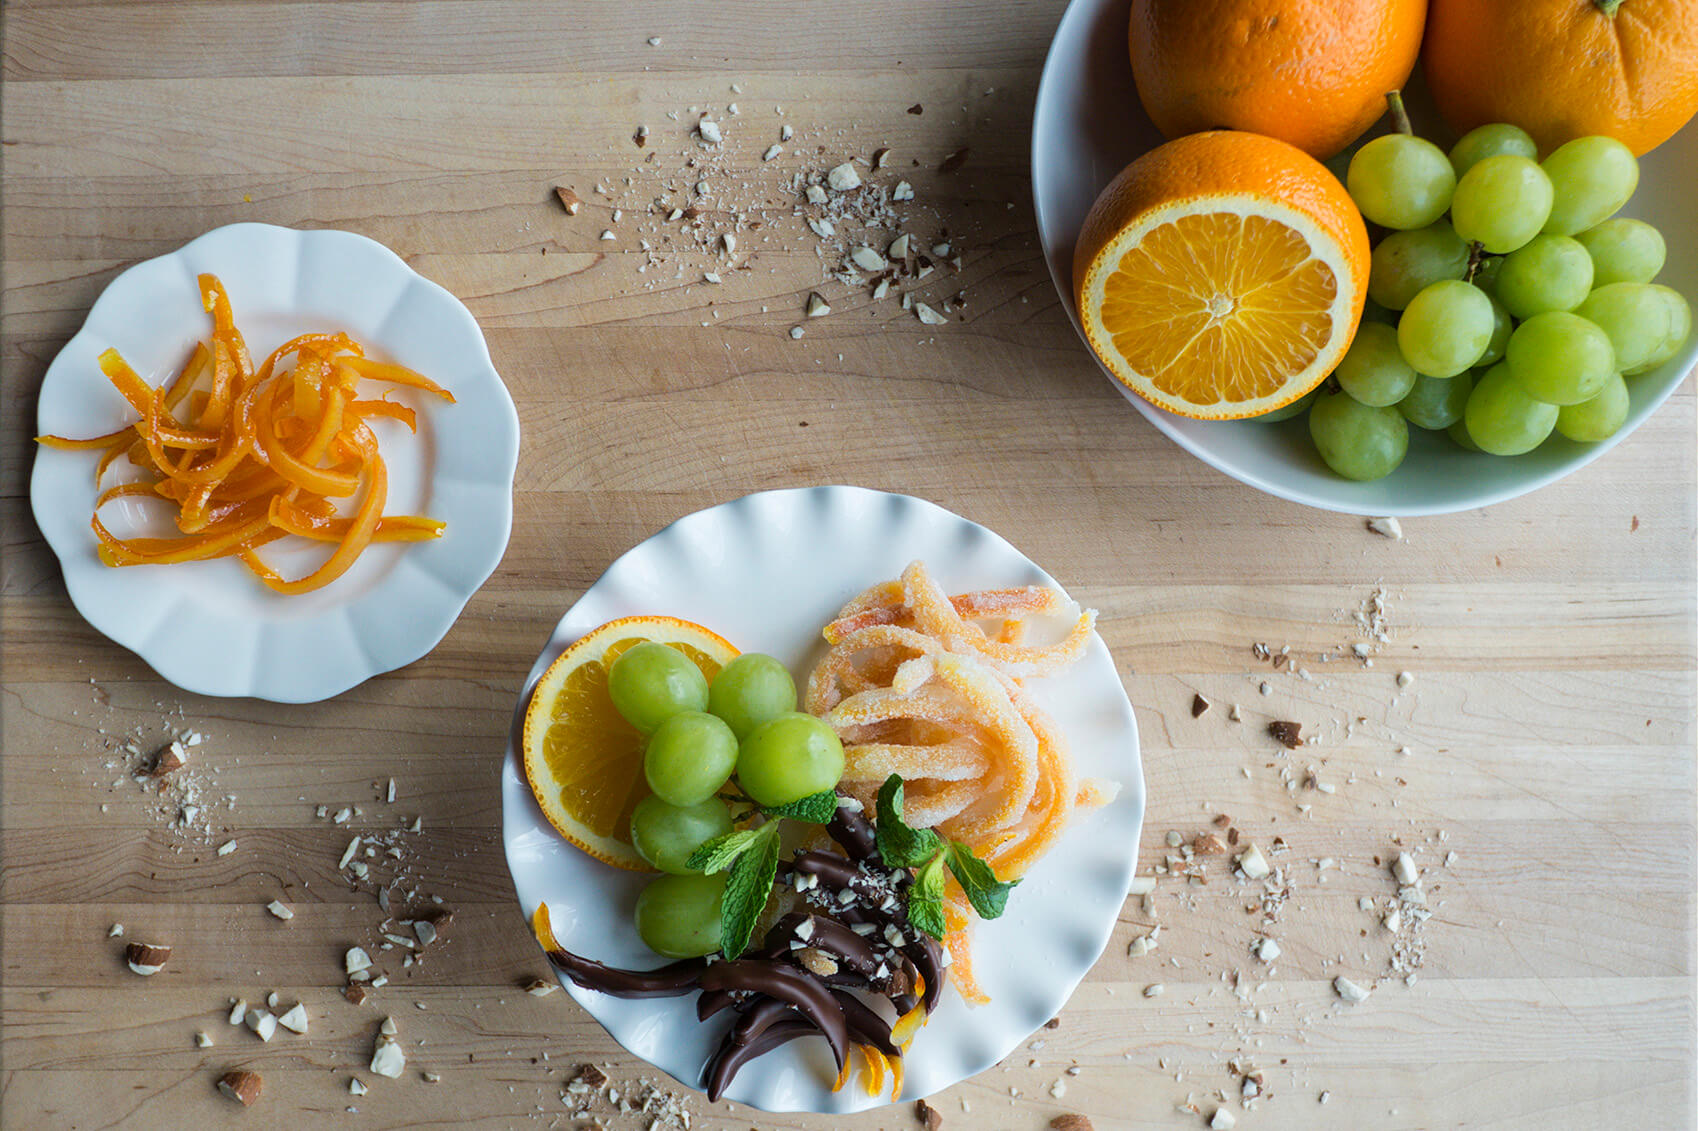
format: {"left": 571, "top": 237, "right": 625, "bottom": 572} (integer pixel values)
{"left": 1032, "top": 0, "right": 1697, "bottom": 516}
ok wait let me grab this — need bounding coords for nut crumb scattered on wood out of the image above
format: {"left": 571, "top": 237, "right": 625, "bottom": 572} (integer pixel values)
{"left": 149, "top": 740, "right": 187, "bottom": 776}
{"left": 216, "top": 1070, "right": 262, "bottom": 1106}
{"left": 1268, "top": 720, "right": 1303, "bottom": 748}
{"left": 915, "top": 1098, "right": 943, "bottom": 1129}
{"left": 1191, "top": 693, "right": 1209, "bottom": 718}
{"left": 1366, "top": 516, "right": 1404, "bottom": 540}
{"left": 554, "top": 187, "right": 582, "bottom": 215}
{"left": 1050, "top": 1115, "right": 1094, "bottom": 1131}
{"left": 938, "top": 147, "right": 970, "bottom": 173}
{"left": 124, "top": 942, "right": 171, "bottom": 976}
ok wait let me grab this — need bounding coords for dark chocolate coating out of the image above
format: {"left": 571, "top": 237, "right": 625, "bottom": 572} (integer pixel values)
{"left": 703, "top": 1019, "right": 815, "bottom": 1102}
{"left": 831, "top": 988, "right": 901, "bottom": 1057}
{"left": 827, "top": 804, "right": 880, "bottom": 862}
{"left": 543, "top": 948, "right": 706, "bottom": 998}
{"left": 696, "top": 987, "right": 736, "bottom": 1021}
{"left": 699, "top": 959, "right": 850, "bottom": 1070}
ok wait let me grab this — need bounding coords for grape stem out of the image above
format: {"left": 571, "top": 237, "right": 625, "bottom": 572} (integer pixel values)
{"left": 1463, "top": 241, "right": 1486, "bottom": 284}
{"left": 1385, "top": 91, "right": 1413, "bottom": 136}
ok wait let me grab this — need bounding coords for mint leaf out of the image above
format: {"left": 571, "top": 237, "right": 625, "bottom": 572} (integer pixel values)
{"left": 874, "top": 775, "right": 944, "bottom": 869}
{"left": 762, "top": 789, "right": 840, "bottom": 824}
{"left": 685, "top": 826, "right": 764, "bottom": 874}
{"left": 946, "top": 841, "right": 1018, "bottom": 921}
{"left": 720, "top": 824, "right": 781, "bottom": 959}
{"left": 907, "top": 852, "right": 948, "bottom": 940}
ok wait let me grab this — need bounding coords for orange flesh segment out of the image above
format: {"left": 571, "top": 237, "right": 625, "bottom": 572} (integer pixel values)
{"left": 1101, "top": 211, "right": 1338, "bottom": 405}
{"left": 539, "top": 637, "right": 648, "bottom": 840}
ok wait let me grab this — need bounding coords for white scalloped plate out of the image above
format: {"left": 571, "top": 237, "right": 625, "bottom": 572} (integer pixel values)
{"left": 1032, "top": 0, "right": 1697, "bottom": 516}
{"left": 500, "top": 486, "right": 1144, "bottom": 1113}
{"left": 30, "top": 223, "right": 519, "bottom": 702}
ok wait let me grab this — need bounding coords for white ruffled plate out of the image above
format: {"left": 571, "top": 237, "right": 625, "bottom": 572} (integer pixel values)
{"left": 500, "top": 485, "right": 1144, "bottom": 1113}
{"left": 30, "top": 223, "right": 519, "bottom": 702}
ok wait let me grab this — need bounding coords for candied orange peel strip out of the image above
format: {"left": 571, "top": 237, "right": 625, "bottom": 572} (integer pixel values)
{"left": 36, "top": 272, "right": 450, "bottom": 595}
{"left": 806, "top": 559, "right": 1110, "bottom": 1003}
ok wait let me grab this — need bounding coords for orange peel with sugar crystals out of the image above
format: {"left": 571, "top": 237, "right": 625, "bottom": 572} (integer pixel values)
{"left": 806, "top": 560, "right": 1110, "bottom": 1004}
{"left": 36, "top": 272, "right": 451, "bottom": 595}
{"left": 901, "top": 560, "right": 1097, "bottom": 680}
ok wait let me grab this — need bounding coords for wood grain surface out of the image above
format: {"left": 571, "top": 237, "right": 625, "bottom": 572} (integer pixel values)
{"left": 3, "top": 3, "right": 1694, "bottom": 1128}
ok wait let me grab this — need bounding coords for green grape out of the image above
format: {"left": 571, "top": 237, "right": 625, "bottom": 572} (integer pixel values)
{"left": 1465, "top": 362, "right": 1560, "bottom": 455}
{"left": 1368, "top": 222, "right": 1469, "bottom": 310}
{"left": 1505, "top": 311, "right": 1615, "bottom": 405}
{"left": 608, "top": 642, "right": 709, "bottom": 733}
{"left": 1307, "top": 390, "right": 1409, "bottom": 481}
{"left": 707, "top": 653, "right": 798, "bottom": 740}
{"left": 1253, "top": 384, "right": 1322, "bottom": 422}
{"left": 1477, "top": 295, "right": 1513, "bottom": 367}
{"left": 634, "top": 872, "right": 727, "bottom": 958}
{"left": 1448, "top": 417, "right": 1483, "bottom": 451}
{"left": 1449, "top": 123, "right": 1538, "bottom": 177}
{"left": 631, "top": 795, "right": 735, "bottom": 874}
{"left": 1494, "top": 235, "right": 1594, "bottom": 319}
{"left": 1575, "top": 218, "right": 1666, "bottom": 285}
{"left": 1397, "top": 371, "right": 1474, "bottom": 430}
{"left": 1397, "top": 279, "right": 1494, "bottom": 377}
{"left": 644, "top": 710, "right": 739, "bottom": 806}
{"left": 1574, "top": 282, "right": 1679, "bottom": 375}
{"left": 1577, "top": 283, "right": 1693, "bottom": 376}
{"left": 735, "top": 713, "right": 845, "bottom": 807}
{"left": 1632, "top": 285, "right": 1694, "bottom": 375}
{"left": 1360, "top": 299, "right": 1398, "bottom": 326}
{"left": 1555, "top": 372, "right": 1631, "bottom": 443}
{"left": 1541, "top": 135, "right": 1639, "bottom": 236}
{"left": 1334, "top": 323, "right": 1418, "bottom": 407}
{"left": 1347, "top": 134, "right": 1456, "bottom": 230}
{"left": 1451, "top": 155, "right": 1554, "bottom": 253}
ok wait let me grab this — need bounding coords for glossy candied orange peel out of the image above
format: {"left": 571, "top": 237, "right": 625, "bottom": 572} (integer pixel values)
{"left": 37, "top": 273, "right": 452, "bottom": 594}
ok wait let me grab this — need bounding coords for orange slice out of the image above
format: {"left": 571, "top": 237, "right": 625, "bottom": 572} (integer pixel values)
{"left": 521, "top": 615, "right": 738, "bottom": 870}
{"left": 1073, "top": 130, "right": 1370, "bottom": 420}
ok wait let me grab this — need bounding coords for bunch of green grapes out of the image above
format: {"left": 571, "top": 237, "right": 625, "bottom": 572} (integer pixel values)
{"left": 605, "top": 645, "right": 843, "bottom": 958}
{"left": 1265, "top": 117, "right": 1690, "bottom": 481}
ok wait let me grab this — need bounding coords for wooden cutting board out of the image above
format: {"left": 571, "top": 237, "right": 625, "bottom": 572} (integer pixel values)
{"left": 2, "top": 3, "right": 1693, "bottom": 1127}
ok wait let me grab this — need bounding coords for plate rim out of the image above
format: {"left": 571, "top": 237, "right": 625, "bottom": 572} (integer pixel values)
{"left": 1030, "top": 0, "right": 1697, "bottom": 517}
{"left": 498, "top": 484, "right": 1146, "bottom": 1112}
{"left": 27, "top": 221, "right": 520, "bottom": 702}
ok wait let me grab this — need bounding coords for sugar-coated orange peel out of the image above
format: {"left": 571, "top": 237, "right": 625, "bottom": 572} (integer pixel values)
{"left": 807, "top": 560, "right": 1118, "bottom": 1002}
{"left": 37, "top": 273, "right": 451, "bottom": 594}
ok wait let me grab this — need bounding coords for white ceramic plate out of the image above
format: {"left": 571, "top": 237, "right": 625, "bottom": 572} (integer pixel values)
{"left": 1032, "top": 0, "right": 1698, "bottom": 516}
{"left": 500, "top": 486, "right": 1144, "bottom": 1112}
{"left": 30, "top": 223, "right": 519, "bottom": 702}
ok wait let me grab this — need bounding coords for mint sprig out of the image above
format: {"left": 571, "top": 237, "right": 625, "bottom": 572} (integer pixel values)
{"left": 720, "top": 824, "right": 781, "bottom": 959}
{"left": 762, "top": 788, "right": 840, "bottom": 824}
{"left": 875, "top": 775, "right": 945, "bottom": 868}
{"left": 872, "top": 773, "right": 1018, "bottom": 941}
{"left": 907, "top": 852, "right": 948, "bottom": 940}
{"left": 681, "top": 790, "right": 844, "bottom": 959}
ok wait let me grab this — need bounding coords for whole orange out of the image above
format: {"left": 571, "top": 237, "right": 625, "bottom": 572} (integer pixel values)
{"left": 1423, "top": 0, "right": 1698, "bottom": 156}
{"left": 1128, "top": 0, "right": 1426, "bottom": 160}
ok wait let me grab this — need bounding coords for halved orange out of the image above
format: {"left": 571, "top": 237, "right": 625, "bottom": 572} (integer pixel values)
{"left": 521, "top": 615, "right": 738, "bottom": 870}
{"left": 1073, "top": 130, "right": 1370, "bottom": 420}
